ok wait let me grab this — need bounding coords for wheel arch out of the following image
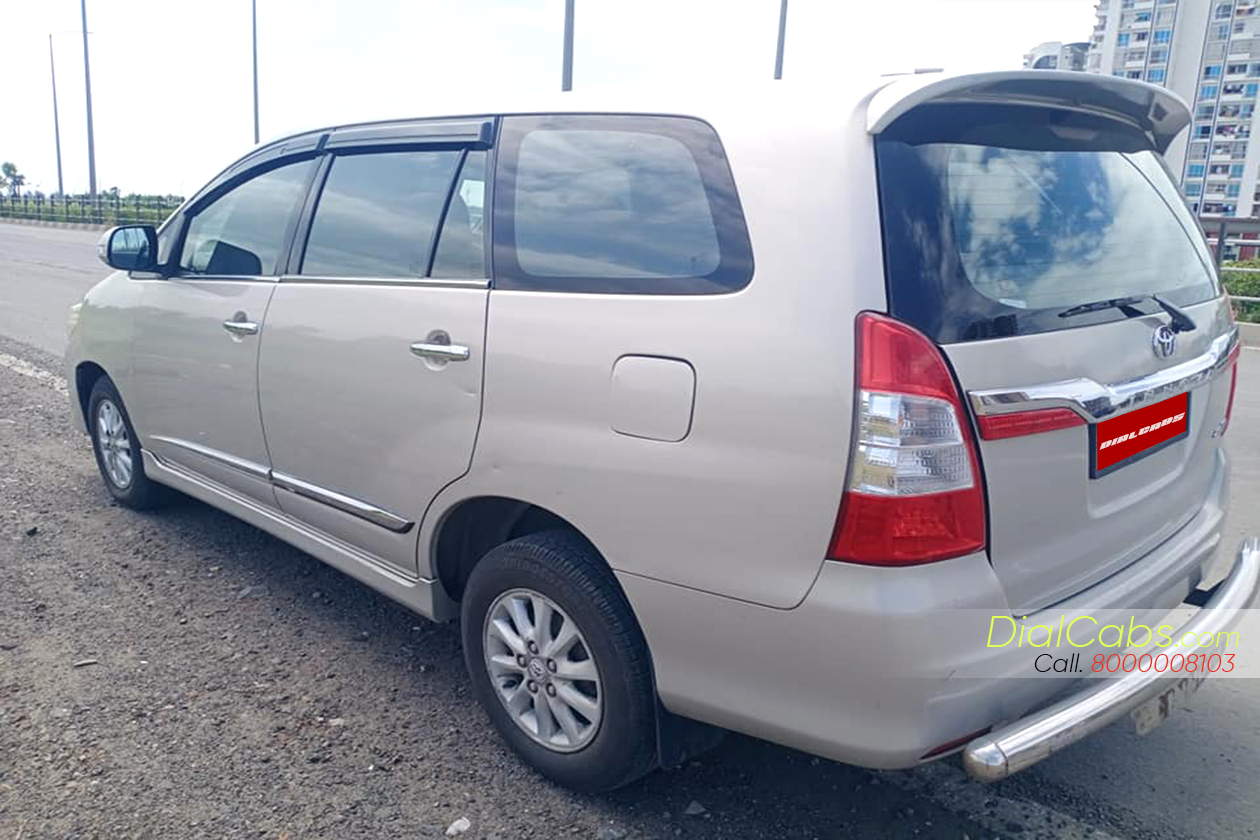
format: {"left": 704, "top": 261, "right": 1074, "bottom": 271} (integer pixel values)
{"left": 432, "top": 495, "right": 597, "bottom": 603}
{"left": 74, "top": 361, "right": 111, "bottom": 427}
{"left": 432, "top": 493, "right": 724, "bottom": 769}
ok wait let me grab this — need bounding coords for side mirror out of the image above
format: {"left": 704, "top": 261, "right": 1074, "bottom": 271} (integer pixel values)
{"left": 98, "top": 225, "right": 159, "bottom": 272}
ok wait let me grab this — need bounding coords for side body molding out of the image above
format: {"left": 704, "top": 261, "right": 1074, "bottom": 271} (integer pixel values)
{"left": 148, "top": 435, "right": 414, "bottom": 533}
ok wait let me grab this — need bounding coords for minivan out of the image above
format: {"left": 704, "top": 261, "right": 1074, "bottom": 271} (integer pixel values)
{"left": 66, "top": 71, "right": 1257, "bottom": 791}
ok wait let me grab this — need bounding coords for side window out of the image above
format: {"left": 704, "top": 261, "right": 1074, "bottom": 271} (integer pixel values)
{"left": 300, "top": 150, "right": 462, "bottom": 277}
{"left": 179, "top": 159, "right": 314, "bottom": 276}
{"left": 494, "top": 115, "right": 753, "bottom": 294}
{"left": 431, "top": 150, "right": 487, "bottom": 278}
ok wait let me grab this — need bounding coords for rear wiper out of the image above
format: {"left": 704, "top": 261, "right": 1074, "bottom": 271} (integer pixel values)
{"left": 1057, "top": 294, "right": 1197, "bottom": 333}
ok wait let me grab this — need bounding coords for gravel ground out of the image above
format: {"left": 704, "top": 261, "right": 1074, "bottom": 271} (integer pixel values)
{"left": 0, "top": 336, "right": 1018, "bottom": 840}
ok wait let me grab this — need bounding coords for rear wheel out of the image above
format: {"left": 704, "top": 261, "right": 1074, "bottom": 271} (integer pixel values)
{"left": 87, "top": 377, "right": 170, "bottom": 509}
{"left": 461, "top": 530, "right": 658, "bottom": 791}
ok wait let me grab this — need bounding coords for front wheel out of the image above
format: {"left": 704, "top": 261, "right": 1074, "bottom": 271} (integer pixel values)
{"left": 461, "top": 530, "right": 659, "bottom": 791}
{"left": 87, "top": 376, "right": 171, "bottom": 510}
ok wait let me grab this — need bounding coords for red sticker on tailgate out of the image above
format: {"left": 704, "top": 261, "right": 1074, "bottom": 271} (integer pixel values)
{"left": 1092, "top": 392, "right": 1189, "bottom": 477}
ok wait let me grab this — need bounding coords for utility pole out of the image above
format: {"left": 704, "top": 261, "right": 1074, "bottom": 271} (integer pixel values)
{"left": 81, "top": 0, "right": 97, "bottom": 199}
{"left": 252, "top": 0, "right": 260, "bottom": 144}
{"left": 49, "top": 34, "right": 65, "bottom": 197}
{"left": 561, "top": 0, "right": 574, "bottom": 91}
{"left": 774, "top": 0, "right": 788, "bottom": 80}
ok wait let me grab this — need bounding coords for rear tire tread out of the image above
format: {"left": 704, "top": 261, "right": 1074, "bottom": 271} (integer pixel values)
{"left": 462, "top": 529, "right": 658, "bottom": 791}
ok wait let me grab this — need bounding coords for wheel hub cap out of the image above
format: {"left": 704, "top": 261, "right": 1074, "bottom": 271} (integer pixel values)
{"left": 96, "top": 399, "right": 133, "bottom": 489}
{"left": 484, "top": 589, "right": 603, "bottom": 753}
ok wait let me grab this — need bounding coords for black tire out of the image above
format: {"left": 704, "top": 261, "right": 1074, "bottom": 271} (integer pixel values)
{"left": 461, "top": 530, "right": 659, "bottom": 791}
{"left": 87, "top": 376, "right": 171, "bottom": 510}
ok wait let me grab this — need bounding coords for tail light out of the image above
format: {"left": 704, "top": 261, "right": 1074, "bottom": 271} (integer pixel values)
{"left": 827, "top": 313, "right": 986, "bottom": 566}
{"left": 1223, "top": 346, "right": 1240, "bottom": 436}
{"left": 976, "top": 408, "right": 1083, "bottom": 440}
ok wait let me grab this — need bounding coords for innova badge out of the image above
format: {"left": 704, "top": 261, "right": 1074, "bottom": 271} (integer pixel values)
{"left": 1152, "top": 324, "right": 1177, "bottom": 359}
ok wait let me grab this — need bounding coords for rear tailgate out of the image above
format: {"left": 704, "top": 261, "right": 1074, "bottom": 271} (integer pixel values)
{"left": 946, "top": 309, "right": 1236, "bottom": 613}
{"left": 874, "top": 88, "right": 1239, "bottom": 614}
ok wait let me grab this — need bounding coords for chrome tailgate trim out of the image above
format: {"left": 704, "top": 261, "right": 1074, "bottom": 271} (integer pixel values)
{"left": 969, "top": 326, "right": 1238, "bottom": 423}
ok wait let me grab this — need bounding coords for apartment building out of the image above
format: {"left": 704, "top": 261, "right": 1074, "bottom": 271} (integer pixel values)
{"left": 1023, "top": 41, "right": 1090, "bottom": 69}
{"left": 1088, "top": 0, "right": 1260, "bottom": 217}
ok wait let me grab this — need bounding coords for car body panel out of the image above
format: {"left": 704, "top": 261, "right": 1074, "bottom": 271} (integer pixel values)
{"left": 414, "top": 100, "right": 886, "bottom": 608}
{"left": 65, "top": 270, "right": 142, "bottom": 433}
{"left": 257, "top": 279, "right": 489, "bottom": 577}
{"left": 620, "top": 448, "right": 1227, "bottom": 768}
{"left": 128, "top": 276, "right": 278, "bottom": 507}
{"left": 944, "top": 298, "right": 1236, "bottom": 614}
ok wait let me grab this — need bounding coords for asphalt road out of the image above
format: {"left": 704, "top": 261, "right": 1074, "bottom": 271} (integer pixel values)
{"left": 1, "top": 222, "right": 1258, "bottom": 840}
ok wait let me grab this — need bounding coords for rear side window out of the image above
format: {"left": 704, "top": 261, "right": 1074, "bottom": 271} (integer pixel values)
{"left": 494, "top": 115, "right": 753, "bottom": 294}
{"left": 301, "top": 150, "right": 463, "bottom": 277}
{"left": 431, "top": 150, "right": 487, "bottom": 278}
{"left": 179, "top": 158, "right": 315, "bottom": 276}
{"left": 877, "top": 104, "right": 1220, "bottom": 342}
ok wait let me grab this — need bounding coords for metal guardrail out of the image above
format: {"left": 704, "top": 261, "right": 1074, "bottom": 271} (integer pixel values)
{"left": 0, "top": 194, "right": 182, "bottom": 226}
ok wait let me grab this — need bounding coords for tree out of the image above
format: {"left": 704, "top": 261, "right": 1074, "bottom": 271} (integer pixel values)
{"left": 1, "top": 162, "right": 24, "bottom": 197}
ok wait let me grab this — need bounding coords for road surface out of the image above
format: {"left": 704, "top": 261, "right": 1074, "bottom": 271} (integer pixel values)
{"left": 1, "top": 222, "right": 1257, "bottom": 840}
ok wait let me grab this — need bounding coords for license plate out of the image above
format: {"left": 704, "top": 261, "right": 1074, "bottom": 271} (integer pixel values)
{"left": 1090, "top": 392, "right": 1190, "bottom": 478}
{"left": 1131, "top": 675, "right": 1204, "bottom": 736}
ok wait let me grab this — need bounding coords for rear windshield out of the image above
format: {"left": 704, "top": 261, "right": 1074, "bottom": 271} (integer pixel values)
{"left": 877, "top": 104, "right": 1220, "bottom": 342}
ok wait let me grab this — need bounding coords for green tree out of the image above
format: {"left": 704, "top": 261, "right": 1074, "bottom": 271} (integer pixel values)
{"left": 1, "top": 162, "right": 24, "bottom": 197}
{"left": 1222, "top": 260, "right": 1260, "bottom": 323}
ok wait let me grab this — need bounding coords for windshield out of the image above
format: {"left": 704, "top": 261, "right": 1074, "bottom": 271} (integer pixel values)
{"left": 877, "top": 105, "right": 1219, "bottom": 342}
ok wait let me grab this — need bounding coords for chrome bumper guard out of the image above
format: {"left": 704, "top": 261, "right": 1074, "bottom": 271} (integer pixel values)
{"left": 963, "top": 537, "right": 1260, "bottom": 782}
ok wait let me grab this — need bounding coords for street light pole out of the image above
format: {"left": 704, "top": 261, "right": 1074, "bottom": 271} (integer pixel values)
{"left": 80, "top": 0, "right": 97, "bottom": 199}
{"left": 252, "top": 0, "right": 260, "bottom": 144}
{"left": 774, "top": 0, "right": 788, "bottom": 80}
{"left": 561, "top": 0, "right": 574, "bottom": 92}
{"left": 49, "top": 34, "right": 65, "bottom": 197}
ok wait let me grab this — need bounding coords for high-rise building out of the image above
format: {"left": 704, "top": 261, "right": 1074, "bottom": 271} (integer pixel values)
{"left": 1023, "top": 41, "right": 1090, "bottom": 70}
{"left": 1087, "top": 0, "right": 1260, "bottom": 217}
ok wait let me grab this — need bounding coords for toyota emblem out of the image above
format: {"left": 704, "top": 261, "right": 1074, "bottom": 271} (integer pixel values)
{"left": 1152, "top": 324, "right": 1177, "bottom": 359}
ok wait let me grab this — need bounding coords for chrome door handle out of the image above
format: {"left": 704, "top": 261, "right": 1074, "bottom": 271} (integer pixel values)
{"left": 222, "top": 319, "right": 259, "bottom": 336}
{"left": 410, "top": 341, "right": 470, "bottom": 362}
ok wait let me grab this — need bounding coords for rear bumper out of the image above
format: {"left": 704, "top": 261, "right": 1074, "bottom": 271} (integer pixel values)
{"left": 622, "top": 450, "right": 1234, "bottom": 770}
{"left": 963, "top": 536, "right": 1260, "bottom": 781}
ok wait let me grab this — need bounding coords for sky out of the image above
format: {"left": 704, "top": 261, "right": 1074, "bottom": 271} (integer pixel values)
{"left": 0, "top": 0, "right": 1098, "bottom": 197}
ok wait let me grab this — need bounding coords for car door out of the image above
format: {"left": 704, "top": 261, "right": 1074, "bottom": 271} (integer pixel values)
{"left": 257, "top": 123, "right": 490, "bottom": 576}
{"left": 129, "top": 156, "right": 318, "bottom": 507}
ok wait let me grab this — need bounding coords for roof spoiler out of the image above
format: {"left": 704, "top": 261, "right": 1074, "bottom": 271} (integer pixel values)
{"left": 867, "top": 71, "right": 1191, "bottom": 154}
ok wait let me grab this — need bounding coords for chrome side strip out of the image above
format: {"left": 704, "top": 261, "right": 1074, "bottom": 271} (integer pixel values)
{"left": 149, "top": 436, "right": 271, "bottom": 480}
{"left": 149, "top": 436, "right": 414, "bottom": 534}
{"left": 968, "top": 327, "right": 1239, "bottom": 423}
{"left": 279, "top": 274, "right": 489, "bottom": 290}
{"left": 271, "top": 471, "right": 414, "bottom": 534}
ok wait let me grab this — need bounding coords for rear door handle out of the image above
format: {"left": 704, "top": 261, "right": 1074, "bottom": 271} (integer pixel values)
{"left": 410, "top": 341, "right": 470, "bottom": 362}
{"left": 222, "top": 315, "right": 259, "bottom": 337}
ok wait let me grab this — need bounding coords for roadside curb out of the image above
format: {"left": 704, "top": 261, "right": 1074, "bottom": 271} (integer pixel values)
{"left": 0, "top": 216, "right": 107, "bottom": 232}
{"left": 1239, "top": 321, "right": 1260, "bottom": 347}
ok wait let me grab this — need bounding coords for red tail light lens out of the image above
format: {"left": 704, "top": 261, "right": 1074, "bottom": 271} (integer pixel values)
{"left": 1223, "top": 352, "right": 1239, "bottom": 436}
{"left": 977, "top": 408, "right": 1084, "bottom": 441}
{"left": 827, "top": 313, "right": 987, "bottom": 566}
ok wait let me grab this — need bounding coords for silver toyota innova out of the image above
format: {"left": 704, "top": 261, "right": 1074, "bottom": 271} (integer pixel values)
{"left": 66, "top": 71, "right": 1258, "bottom": 791}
